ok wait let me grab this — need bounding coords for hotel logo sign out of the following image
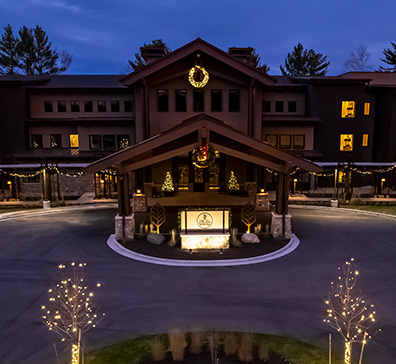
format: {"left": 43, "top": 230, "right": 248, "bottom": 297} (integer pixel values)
{"left": 196, "top": 212, "right": 213, "bottom": 229}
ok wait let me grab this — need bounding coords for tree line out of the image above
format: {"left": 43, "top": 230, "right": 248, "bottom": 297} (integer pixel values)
{"left": 0, "top": 24, "right": 71, "bottom": 75}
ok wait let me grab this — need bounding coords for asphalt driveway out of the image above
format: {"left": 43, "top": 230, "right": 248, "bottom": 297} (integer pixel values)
{"left": 0, "top": 205, "right": 394, "bottom": 364}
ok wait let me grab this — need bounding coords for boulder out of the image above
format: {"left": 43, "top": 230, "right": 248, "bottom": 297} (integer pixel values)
{"left": 147, "top": 233, "right": 166, "bottom": 245}
{"left": 241, "top": 233, "right": 260, "bottom": 243}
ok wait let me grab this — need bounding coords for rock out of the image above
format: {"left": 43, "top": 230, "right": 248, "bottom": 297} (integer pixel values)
{"left": 147, "top": 233, "right": 166, "bottom": 245}
{"left": 241, "top": 233, "right": 260, "bottom": 243}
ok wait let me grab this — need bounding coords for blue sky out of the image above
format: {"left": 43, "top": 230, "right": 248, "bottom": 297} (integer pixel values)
{"left": 0, "top": 0, "right": 395, "bottom": 75}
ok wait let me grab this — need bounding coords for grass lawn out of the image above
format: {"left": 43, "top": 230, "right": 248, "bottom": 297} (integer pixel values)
{"left": 84, "top": 333, "right": 343, "bottom": 364}
{"left": 340, "top": 204, "right": 396, "bottom": 216}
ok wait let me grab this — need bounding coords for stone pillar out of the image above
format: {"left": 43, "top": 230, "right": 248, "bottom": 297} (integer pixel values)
{"left": 115, "top": 213, "right": 135, "bottom": 242}
{"left": 132, "top": 192, "right": 147, "bottom": 212}
{"left": 256, "top": 192, "right": 270, "bottom": 211}
{"left": 271, "top": 212, "right": 292, "bottom": 239}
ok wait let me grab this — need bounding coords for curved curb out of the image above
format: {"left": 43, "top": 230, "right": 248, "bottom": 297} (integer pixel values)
{"left": 107, "top": 234, "right": 300, "bottom": 267}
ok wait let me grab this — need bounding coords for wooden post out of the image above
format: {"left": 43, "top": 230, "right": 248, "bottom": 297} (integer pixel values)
{"left": 275, "top": 172, "right": 284, "bottom": 214}
{"left": 117, "top": 172, "right": 131, "bottom": 216}
{"left": 43, "top": 168, "right": 52, "bottom": 201}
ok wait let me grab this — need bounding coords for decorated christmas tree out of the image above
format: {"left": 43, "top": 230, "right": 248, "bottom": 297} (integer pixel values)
{"left": 161, "top": 171, "right": 175, "bottom": 192}
{"left": 228, "top": 171, "right": 240, "bottom": 191}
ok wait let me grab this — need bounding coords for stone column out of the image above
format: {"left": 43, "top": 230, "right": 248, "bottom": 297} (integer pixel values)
{"left": 256, "top": 192, "right": 269, "bottom": 211}
{"left": 271, "top": 212, "right": 292, "bottom": 239}
{"left": 115, "top": 213, "right": 135, "bottom": 242}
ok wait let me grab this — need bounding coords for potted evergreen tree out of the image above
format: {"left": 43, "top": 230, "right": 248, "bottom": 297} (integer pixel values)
{"left": 228, "top": 171, "right": 240, "bottom": 196}
{"left": 161, "top": 171, "right": 175, "bottom": 197}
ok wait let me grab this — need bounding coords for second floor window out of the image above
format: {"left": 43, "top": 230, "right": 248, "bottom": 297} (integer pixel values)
{"left": 194, "top": 89, "right": 204, "bottom": 112}
{"left": 229, "top": 90, "right": 240, "bottom": 112}
{"left": 69, "top": 134, "right": 79, "bottom": 148}
{"left": 341, "top": 101, "right": 355, "bottom": 118}
{"left": 97, "top": 101, "right": 106, "bottom": 112}
{"left": 71, "top": 101, "right": 80, "bottom": 112}
{"left": 275, "top": 101, "right": 284, "bottom": 112}
{"left": 31, "top": 134, "right": 43, "bottom": 148}
{"left": 50, "top": 134, "right": 62, "bottom": 148}
{"left": 157, "top": 89, "right": 169, "bottom": 111}
{"left": 44, "top": 101, "right": 53, "bottom": 112}
{"left": 111, "top": 101, "right": 120, "bottom": 112}
{"left": 84, "top": 101, "right": 93, "bottom": 112}
{"left": 175, "top": 89, "right": 186, "bottom": 112}
{"left": 57, "top": 101, "right": 66, "bottom": 112}
{"left": 211, "top": 89, "right": 222, "bottom": 112}
{"left": 288, "top": 101, "right": 297, "bottom": 112}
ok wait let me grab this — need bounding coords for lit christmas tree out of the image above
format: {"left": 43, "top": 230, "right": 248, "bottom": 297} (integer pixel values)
{"left": 41, "top": 262, "right": 105, "bottom": 364}
{"left": 228, "top": 171, "right": 240, "bottom": 192}
{"left": 324, "top": 258, "right": 379, "bottom": 364}
{"left": 161, "top": 171, "right": 174, "bottom": 192}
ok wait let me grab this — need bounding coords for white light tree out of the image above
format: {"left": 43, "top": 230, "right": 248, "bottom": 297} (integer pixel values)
{"left": 41, "top": 262, "right": 105, "bottom": 364}
{"left": 324, "top": 258, "right": 379, "bottom": 364}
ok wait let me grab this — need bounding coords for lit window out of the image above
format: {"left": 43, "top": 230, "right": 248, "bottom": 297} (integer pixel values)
{"left": 71, "top": 101, "right": 80, "bottom": 112}
{"left": 341, "top": 101, "right": 355, "bottom": 118}
{"left": 50, "top": 134, "right": 62, "bottom": 148}
{"left": 44, "top": 101, "right": 53, "bottom": 112}
{"left": 69, "top": 134, "right": 79, "bottom": 148}
{"left": 362, "top": 134, "right": 369, "bottom": 147}
{"left": 340, "top": 134, "right": 353, "bottom": 151}
{"left": 364, "top": 102, "right": 370, "bottom": 115}
{"left": 293, "top": 134, "right": 305, "bottom": 149}
{"left": 265, "top": 134, "right": 278, "bottom": 147}
{"left": 279, "top": 134, "right": 291, "bottom": 149}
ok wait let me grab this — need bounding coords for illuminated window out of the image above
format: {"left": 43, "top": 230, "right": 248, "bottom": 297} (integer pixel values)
{"left": 44, "top": 101, "right": 53, "bottom": 112}
{"left": 71, "top": 101, "right": 79, "bottom": 112}
{"left": 157, "top": 89, "right": 168, "bottom": 111}
{"left": 69, "top": 134, "right": 79, "bottom": 148}
{"left": 362, "top": 134, "right": 369, "bottom": 147}
{"left": 364, "top": 102, "right": 370, "bottom": 115}
{"left": 340, "top": 134, "right": 353, "bottom": 151}
{"left": 57, "top": 101, "right": 66, "bottom": 112}
{"left": 293, "top": 134, "right": 305, "bottom": 149}
{"left": 341, "top": 101, "right": 355, "bottom": 118}
{"left": 279, "top": 134, "right": 291, "bottom": 149}
{"left": 50, "top": 134, "right": 62, "bottom": 148}
{"left": 265, "top": 134, "right": 277, "bottom": 147}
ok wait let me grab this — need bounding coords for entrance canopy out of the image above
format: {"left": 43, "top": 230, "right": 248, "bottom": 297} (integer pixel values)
{"left": 85, "top": 114, "right": 322, "bottom": 175}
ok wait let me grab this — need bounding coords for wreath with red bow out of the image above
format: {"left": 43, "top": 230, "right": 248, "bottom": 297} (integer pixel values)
{"left": 192, "top": 144, "right": 216, "bottom": 168}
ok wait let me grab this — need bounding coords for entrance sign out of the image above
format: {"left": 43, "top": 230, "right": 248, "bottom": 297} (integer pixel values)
{"left": 180, "top": 208, "right": 230, "bottom": 250}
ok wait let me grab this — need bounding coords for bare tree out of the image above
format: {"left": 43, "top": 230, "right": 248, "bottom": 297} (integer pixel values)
{"left": 324, "top": 258, "right": 379, "bottom": 364}
{"left": 41, "top": 262, "right": 104, "bottom": 364}
{"left": 344, "top": 45, "right": 372, "bottom": 71}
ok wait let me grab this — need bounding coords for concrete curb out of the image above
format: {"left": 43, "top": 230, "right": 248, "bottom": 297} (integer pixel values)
{"left": 107, "top": 234, "right": 300, "bottom": 267}
{"left": 0, "top": 203, "right": 117, "bottom": 222}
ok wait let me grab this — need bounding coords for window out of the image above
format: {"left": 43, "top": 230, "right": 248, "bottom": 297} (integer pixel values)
{"left": 31, "top": 134, "right": 43, "bottom": 148}
{"left": 124, "top": 100, "right": 133, "bottom": 112}
{"left": 288, "top": 101, "right": 297, "bottom": 112}
{"left": 275, "top": 101, "right": 284, "bottom": 112}
{"left": 90, "top": 135, "right": 102, "bottom": 150}
{"left": 293, "top": 134, "right": 305, "bottom": 149}
{"left": 364, "top": 102, "right": 370, "bottom": 115}
{"left": 340, "top": 134, "right": 353, "bottom": 151}
{"left": 341, "top": 101, "right": 355, "bottom": 118}
{"left": 57, "top": 101, "right": 66, "bottom": 112}
{"left": 279, "top": 134, "right": 291, "bottom": 149}
{"left": 117, "top": 135, "right": 130, "bottom": 149}
{"left": 111, "top": 101, "right": 120, "bottom": 112}
{"left": 50, "top": 134, "right": 62, "bottom": 148}
{"left": 175, "top": 89, "right": 186, "bottom": 112}
{"left": 178, "top": 164, "right": 189, "bottom": 190}
{"left": 229, "top": 90, "right": 240, "bottom": 112}
{"left": 71, "top": 101, "right": 80, "bottom": 112}
{"left": 211, "top": 89, "right": 222, "bottom": 112}
{"left": 265, "top": 134, "right": 278, "bottom": 147}
{"left": 97, "top": 101, "right": 106, "bottom": 112}
{"left": 193, "top": 89, "right": 204, "bottom": 112}
{"left": 84, "top": 101, "right": 93, "bottom": 112}
{"left": 157, "top": 89, "right": 168, "bottom": 112}
{"left": 262, "top": 101, "right": 271, "bottom": 112}
{"left": 362, "top": 134, "right": 369, "bottom": 147}
{"left": 103, "top": 135, "right": 116, "bottom": 149}
{"left": 69, "top": 134, "right": 79, "bottom": 148}
{"left": 44, "top": 101, "right": 53, "bottom": 112}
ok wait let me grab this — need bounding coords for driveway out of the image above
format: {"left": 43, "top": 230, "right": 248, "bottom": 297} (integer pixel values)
{"left": 0, "top": 205, "right": 394, "bottom": 363}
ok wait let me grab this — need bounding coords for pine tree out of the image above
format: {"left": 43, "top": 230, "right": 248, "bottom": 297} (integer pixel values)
{"left": 280, "top": 42, "right": 330, "bottom": 76}
{"left": 17, "top": 26, "right": 35, "bottom": 75}
{"left": 0, "top": 24, "right": 19, "bottom": 75}
{"left": 161, "top": 171, "right": 174, "bottom": 192}
{"left": 228, "top": 171, "right": 240, "bottom": 191}
{"left": 33, "top": 25, "right": 60, "bottom": 75}
{"left": 380, "top": 40, "right": 396, "bottom": 72}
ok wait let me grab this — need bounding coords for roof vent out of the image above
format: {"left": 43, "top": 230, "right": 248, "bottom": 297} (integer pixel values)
{"left": 228, "top": 47, "right": 255, "bottom": 66}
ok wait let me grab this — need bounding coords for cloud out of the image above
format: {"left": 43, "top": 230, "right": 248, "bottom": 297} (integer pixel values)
{"left": 29, "top": 0, "right": 83, "bottom": 13}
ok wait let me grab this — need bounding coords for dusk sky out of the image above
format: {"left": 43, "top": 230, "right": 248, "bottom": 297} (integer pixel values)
{"left": 1, "top": 0, "right": 395, "bottom": 75}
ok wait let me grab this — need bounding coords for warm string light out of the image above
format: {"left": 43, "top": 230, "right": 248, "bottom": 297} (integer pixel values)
{"left": 0, "top": 167, "right": 116, "bottom": 179}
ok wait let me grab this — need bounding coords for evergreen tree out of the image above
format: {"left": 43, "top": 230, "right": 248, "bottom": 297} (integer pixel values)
{"left": 17, "top": 26, "right": 35, "bottom": 75}
{"left": 0, "top": 24, "right": 19, "bottom": 75}
{"left": 161, "top": 171, "right": 174, "bottom": 192}
{"left": 252, "top": 48, "right": 270, "bottom": 74}
{"left": 33, "top": 25, "right": 59, "bottom": 74}
{"left": 280, "top": 42, "right": 330, "bottom": 76}
{"left": 380, "top": 40, "right": 396, "bottom": 72}
{"left": 128, "top": 39, "right": 171, "bottom": 71}
{"left": 228, "top": 171, "right": 240, "bottom": 191}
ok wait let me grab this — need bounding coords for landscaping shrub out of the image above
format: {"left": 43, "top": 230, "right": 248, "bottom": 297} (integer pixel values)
{"left": 190, "top": 330, "right": 206, "bottom": 355}
{"left": 149, "top": 336, "right": 166, "bottom": 361}
{"left": 169, "top": 328, "right": 187, "bottom": 361}
{"left": 238, "top": 332, "right": 253, "bottom": 362}
{"left": 258, "top": 340, "right": 270, "bottom": 361}
{"left": 223, "top": 331, "right": 239, "bottom": 356}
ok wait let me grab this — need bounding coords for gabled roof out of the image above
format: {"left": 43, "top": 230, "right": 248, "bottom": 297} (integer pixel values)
{"left": 85, "top": 114, "right": 321, "bottom": 175}
{"left": 121, "top": 38, "right": 277, "bottom": 86}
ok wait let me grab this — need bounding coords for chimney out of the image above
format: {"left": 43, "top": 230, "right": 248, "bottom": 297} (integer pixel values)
{"left": 228, "top": 47, "right": 255, "bottom": 66}
{"left": 140, "top": 46, "right": 168, "bottom": 64}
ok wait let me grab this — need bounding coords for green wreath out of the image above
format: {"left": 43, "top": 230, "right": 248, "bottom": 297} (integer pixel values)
{"left": 192, "top": 144, "right": 216, "bottom": 168}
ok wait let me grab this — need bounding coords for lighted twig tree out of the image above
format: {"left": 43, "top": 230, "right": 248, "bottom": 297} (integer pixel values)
{"left": 150, "top": 203, "right": 166, "bottom": 234}
{"left": 41, "top": 262, "right": 105, "bottom": 364}
{"left": 324, "top": 258, "right": 378, "bottom": 364}
{"left": 241, "top": 202, "right": 256, "bottom": 233}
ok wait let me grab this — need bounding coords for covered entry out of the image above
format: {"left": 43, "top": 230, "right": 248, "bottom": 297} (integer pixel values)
{"left": 85, "top": 114, "right": 321, "bottom": 241}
